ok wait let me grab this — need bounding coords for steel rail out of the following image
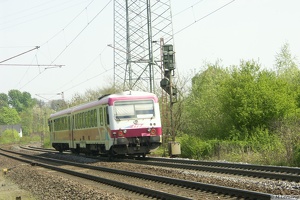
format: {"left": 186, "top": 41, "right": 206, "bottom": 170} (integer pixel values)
{"left": 123, "top": 159, "right": 300, "bottom": 182}
{"left": 24, "top": 146, "right": 300, "bottom": 175}
{"left": 21, "top": 146, "right": 300, "bottom": 182}
{"left": 0, "top": 149, "right": 191, "bottom": 200}
{"left": 147, "top": 157, "right": 300, "bottom": 175}
{"left": 0, "top": 148, "right": 273, "bottom": 200}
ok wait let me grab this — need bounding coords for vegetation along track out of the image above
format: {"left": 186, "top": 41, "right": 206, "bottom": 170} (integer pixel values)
{"left": 1, "top": 147, "right": 275, "bottom": 200}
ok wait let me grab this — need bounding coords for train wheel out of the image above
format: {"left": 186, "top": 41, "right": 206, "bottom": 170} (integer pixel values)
{"left": 71, "top": 148, "right": 79, "bottom": 155}
{"left": 108, "top": 149, "right": 115, "bottom": 161}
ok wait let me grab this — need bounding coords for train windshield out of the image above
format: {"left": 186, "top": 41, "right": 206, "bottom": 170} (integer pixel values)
{"left": 114, "top": 100, "right": 154, "bottom": 120}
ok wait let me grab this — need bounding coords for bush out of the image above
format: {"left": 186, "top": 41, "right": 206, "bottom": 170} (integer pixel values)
{"left": 179, "top": 129, "right": 288, "bottom": 165}
{"left": 0, "top": 129, "right": 20, "bottom": 144}
{"left": 293, "top": 145, "right": 300, "bottom": 166}
{"left": 180, "top": 134, "right": 214, "bottom": 159}
{"left": 19, "top": 134, "right": 41, "bottom": 145}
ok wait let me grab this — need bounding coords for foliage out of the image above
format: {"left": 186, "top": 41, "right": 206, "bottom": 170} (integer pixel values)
{"left": 19, "top": 109, "right": 34, "bottom": 136}
{"left": 179, "top": 132, "right": 286, "bottom": 165}
{"left": 221, "top": 60, "right": 296, "bottom": 139}
{"left": 177, "top": 43, "right": 300, "bottom": 166}
{"left": 275, "top": 43, "right": 298, "bottom": 77}
{"left": 8, "top": 90, "right": 35, "bottom": 113}
{"left": 43, "top": 132, "right": 51, "bottom": 148}
{"left": 182, "top": 61, "right": 230, "bottom": 139}
{"left": 0, "top": 93, "right": 8, "bottom": 108}
{"left": 49, "top": 99, "right": 68, "bottom": 111}
{"left": 180, "top": 134, "right": 214, "bottom": 159}
{"left": 0, "top": 129, "right": 20, "bottom": 144}
{"left": 19, "top": 134, "right": 41, "bottom": 144}
{"left": 271, "top": 117, "right": 300, "bottom": 166}
{"left": 0, "top": 107, "right": 21, "bottom": 125}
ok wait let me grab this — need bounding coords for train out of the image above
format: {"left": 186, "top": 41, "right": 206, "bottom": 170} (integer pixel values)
{"left": 48, "top": 91, "right": 162, "bottom": 157}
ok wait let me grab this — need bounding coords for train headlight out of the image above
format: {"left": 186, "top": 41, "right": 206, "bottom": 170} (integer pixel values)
{"left": 150, "top": 128, "right": 156, "bottom": 136}
{"left": 118, "top": 130, "right": 124, "bottom": 137}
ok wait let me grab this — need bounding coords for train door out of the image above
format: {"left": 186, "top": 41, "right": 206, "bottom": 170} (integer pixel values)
{"left": 48, "top": 119, "right": 54, "bottom": 144}
{"left": 70, "top": 115, "right": 75, "bottom": 148}
{"left": 104, "top": 105, "right": 112, "bottom": 151}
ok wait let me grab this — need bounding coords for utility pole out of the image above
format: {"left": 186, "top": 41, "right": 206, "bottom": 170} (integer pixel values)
{"left": 113, "top": 0, "right": 173, "bottom": 92}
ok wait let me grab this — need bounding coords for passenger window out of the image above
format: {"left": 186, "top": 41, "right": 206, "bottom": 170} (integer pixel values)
{"left": 99, "top": 108, "right": 103, "bottom": 126}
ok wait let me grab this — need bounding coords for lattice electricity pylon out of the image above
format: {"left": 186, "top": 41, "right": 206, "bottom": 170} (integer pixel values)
{"left": 113, "top": 0, "right": 174, "bottom": 93}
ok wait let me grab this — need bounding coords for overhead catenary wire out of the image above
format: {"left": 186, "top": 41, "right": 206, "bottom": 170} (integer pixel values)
{"left": 3, "top": 0, "right": 96, "bottom": 92}
{"left": 4, "top": 0, "right": 235, "bottom": 100}
{"left": 52, "top": 46, "right": 109, "bottom": 95}
{"left": 39, "top": 0, "right": 96, "bottom": 47}
{"left": 0, "top": 0, "right": 91, "bottom": 31}
{"left": 49, "top": 0, "right": 112, "bottom": 65}
{"left": 174, "top": 0, "right": 236, "bottom": 35}
{"left": 44, "top": 0, "right": 234, "bottom": 100}
{"left": 173, "top": 0, "right": 206, "bottom": 17}
{"left": 16, "top": 1, "right": 112, "bottom": 92}
{"left": 63, "top": 68, "right": 114, "bottom": 93}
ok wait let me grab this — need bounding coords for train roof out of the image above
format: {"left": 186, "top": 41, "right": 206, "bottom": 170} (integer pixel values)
{"left": 49, "top": 91, "right": 158, "bottom": 119}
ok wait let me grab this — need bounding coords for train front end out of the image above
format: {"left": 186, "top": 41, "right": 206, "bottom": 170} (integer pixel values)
{"left": 108, "top": 91, "right": 162, "bottom": 156}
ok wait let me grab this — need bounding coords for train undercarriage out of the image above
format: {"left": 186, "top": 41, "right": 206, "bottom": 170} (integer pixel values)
{"left": 52, "top": 136, "right": 161, "bottom": 158}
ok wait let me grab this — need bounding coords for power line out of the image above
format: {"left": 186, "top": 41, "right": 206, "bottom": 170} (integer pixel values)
{"left": 54, "top": 46, "right": 108, "bottom": 93}
{"left": 173, "top": 0, "right": 206, "bottom": 17}
{"left": 16, "top": 1, "right": 110, "bottom": 92}
{"left": 49, "top": 0, "right": 112, "bottom": 65}
{"left": 40, "top": 0, "right": 96, "bottom": 47}
{"left": 64, "top": 68, "right": 114, "bottom": 93}
{"left": 174, "top": 0, "right": 236, "bottom": 35}
{"left": 0, "top": 0, "right": 90, "bottom": 31}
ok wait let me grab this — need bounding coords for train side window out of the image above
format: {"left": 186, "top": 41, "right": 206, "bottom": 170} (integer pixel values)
{"left": 82, "top": 112, "right": 84, "bottom": 128}
{"left": 75, "top": 114, "right": 78, "bottom": 129}
{"left": 99, "top": 107, "right": 103, "bottom": 126}
{"left": 93, "top": 109, "right": 97, "bottom": 127}
{"left": 85, "top": 111, "right": 88, "bottom": 128}
{"left": 68, "top": 116, "right": 70, "bottom": 130}
{"left": 81, "top": 112, "right": 84, "bottom": 129}
{"left": 105, "top": 106, "right": 110, "bottom": 125}
{"left": 88, "top": 111, "right": 91, "bottom": 127}
{"left": 89, "top": 110, "right": 92, "bottom": 127}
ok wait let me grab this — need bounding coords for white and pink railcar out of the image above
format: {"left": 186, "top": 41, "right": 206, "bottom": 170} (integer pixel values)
{"left": 48, "top": 91, "right": 162, "bottom": 157}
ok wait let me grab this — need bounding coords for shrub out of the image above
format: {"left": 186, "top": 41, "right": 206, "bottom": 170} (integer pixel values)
{"left": 0, "top": 129, "right": 20, "bottom": 144}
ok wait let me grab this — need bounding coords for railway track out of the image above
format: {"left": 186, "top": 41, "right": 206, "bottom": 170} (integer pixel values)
{"left": 124, "top": 158, "right": 300, "bottom": 182}
{"left": 22, "top": 146, "right": 300, "bottom": 182}
{"left": 1, "top": 147, "right": 276, "bottom": 200}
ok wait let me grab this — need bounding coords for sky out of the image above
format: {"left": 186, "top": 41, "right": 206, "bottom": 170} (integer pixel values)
{"left": 0, "top": 0, "right": 300, "bottom": 101}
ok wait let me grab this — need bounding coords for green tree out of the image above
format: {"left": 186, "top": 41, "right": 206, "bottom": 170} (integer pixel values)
{"left": 8, "top": 90, "right": 34, "bottom": 113}
{"left": 50, "top": 99, "right": 68, "bottom": 111}
{"left": 182, "top": 62, "right": 230, "bottom": 139}
{"left": 0, "top": 107, "right": 21, "bottom": 125}
{"left": 221, "top": 60, "right": 296, "bottom": 139}
{"left": 0, "top": 93, "right": 8, "bottom": 108}
{"left": 275, "top": 43, "right": 298, "bottom": 78}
